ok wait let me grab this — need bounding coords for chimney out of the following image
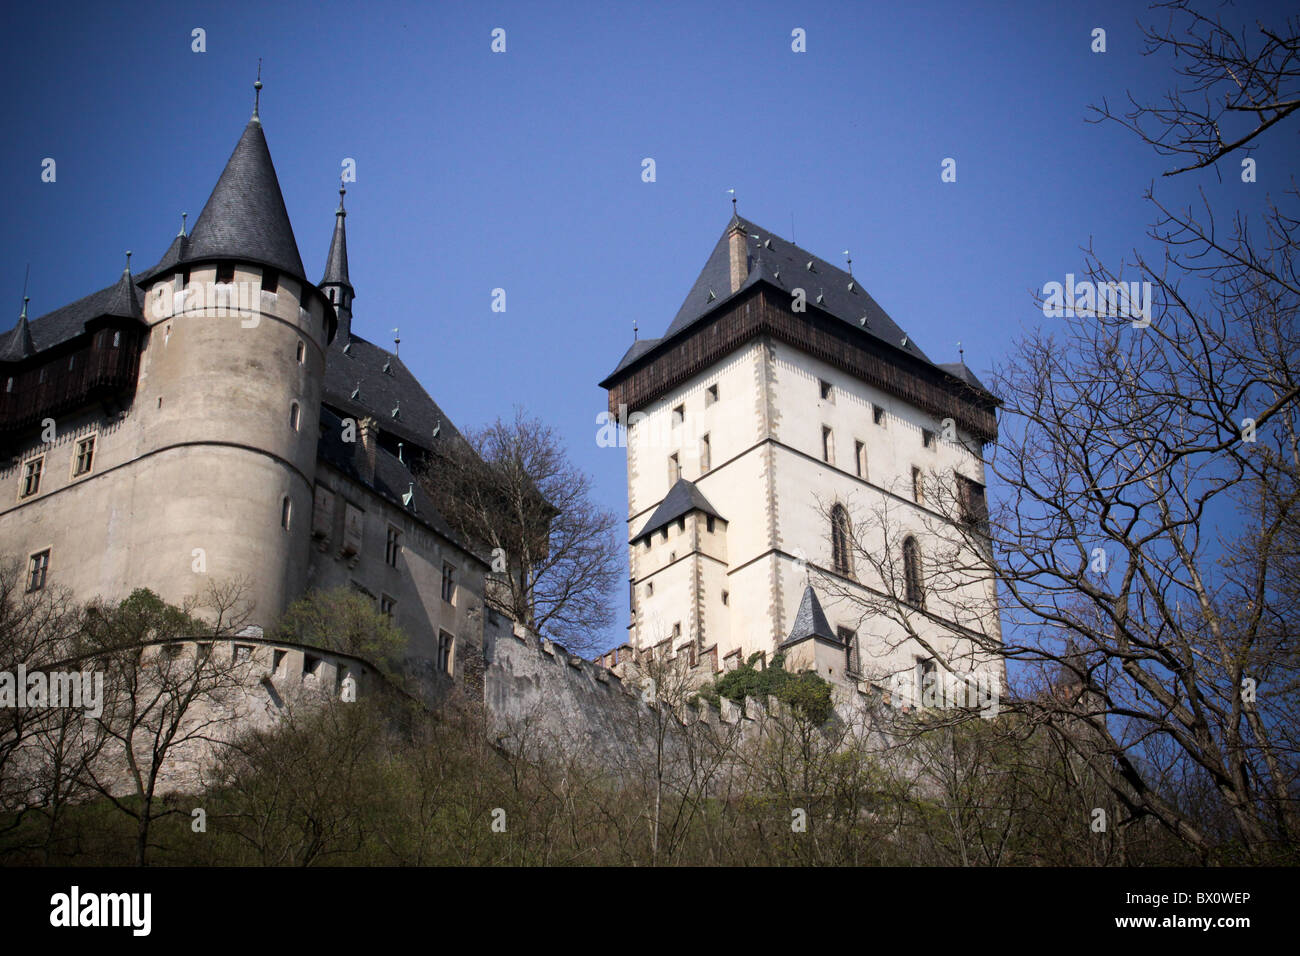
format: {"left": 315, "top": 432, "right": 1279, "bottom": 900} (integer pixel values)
{"left": 357, "top": 416, "right": 378, "bottom": 484}
{"left": 728, "top": 222, "right": 748, "bottom": 294}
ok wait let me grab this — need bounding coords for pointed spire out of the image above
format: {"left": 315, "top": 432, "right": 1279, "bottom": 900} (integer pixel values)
{"left": 251, "top": 60, "right": 263, "bottom": 124}
{"left": 103, "top": 259, "right": 143, "bottom": 321}
{"left": 0, "top": 296, "right": 36, "bottom": 362}
{"left": 783, "top": 585, "right": 838, "bottom": 647}
{"left": 181, "top": 115, "right": 306, "bottom": 280}
{"left": 321, "top": 183, "right": 351, "bottom": 290}
{"left": 321, "top": 180, "right": 354, "bottom": 343}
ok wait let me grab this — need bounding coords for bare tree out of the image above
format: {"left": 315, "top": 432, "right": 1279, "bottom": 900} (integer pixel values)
{"left": 78, "top": 580, "right": 256, "bottom": 865}
{"left": 419, "top": 407, "right": 622, "bottom": 656}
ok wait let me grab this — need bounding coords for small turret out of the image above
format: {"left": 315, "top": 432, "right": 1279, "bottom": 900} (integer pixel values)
{"left": 0, "top": 297, "right": 35, "bottom": 362}
{"left": 320, "top": 184, "right": 354, "bottom": 342}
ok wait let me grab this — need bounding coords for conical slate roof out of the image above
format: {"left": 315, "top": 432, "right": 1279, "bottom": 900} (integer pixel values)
{"left": 782, "top": 585, "right": 841, "bottom": 647}
{"left": 171, "top": 118, "right": 306, "bottom": 280}
{"left": 102, "top": 267, "right": 143, "bottom": 321}
{"left": 635, "top": 478, "right": 723, "bottom": 541}
{"left": 320, "top": 187, "right": 351, "bottom": 290}
{"left": 0, "top": 305, "right": 36, "bottom": 362}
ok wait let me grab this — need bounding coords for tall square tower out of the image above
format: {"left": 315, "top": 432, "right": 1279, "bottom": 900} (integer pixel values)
{"left": 601, "top": 216, "right": 1003, "bottom": 699}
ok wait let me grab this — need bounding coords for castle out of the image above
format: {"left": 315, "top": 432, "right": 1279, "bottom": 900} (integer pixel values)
{"left": 0, "top": 89, "right": 497, "bottom": 685}
{"left": 2, "top": 86, "right": 1004, "bottom": 719}
{"left": 600, "top": 214, "right": 1005, "bottom": 705}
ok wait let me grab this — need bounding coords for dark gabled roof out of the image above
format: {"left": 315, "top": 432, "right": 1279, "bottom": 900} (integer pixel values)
{"left": 5, "top": 270, "right": 145, "bottom": 358}
{"left": 608, "top": 337, "right": 661, "bottom": 377}
{"left": 938, "top": 361, "right": 993, "bottom": 396}
{"left": 322, "top": 332, "right": 465, "bottom": 457}
{"left": 153, "top": 118, "right": 306, "bottom": 281}
{"left": 781, "top": 585, "right": 841, "bottom": 648}
{"left": 671, "top": 215, "right": 927, "bottom": 356}
{"left": 634, "top": 478, "right": 723, "bottom": 541}
{"left": 604, "top": 216, "right": 1000, "bottom": 398}
{"left": 315, "top": 405, "right": 486, "bottom": 566}
{"left": 320, "top": 187, "right": 351, "bottom": 290}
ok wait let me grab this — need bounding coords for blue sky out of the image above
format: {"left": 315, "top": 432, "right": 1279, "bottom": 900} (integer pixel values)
{"left": 1, "top": 0, "right": 1289, "bottom": 652}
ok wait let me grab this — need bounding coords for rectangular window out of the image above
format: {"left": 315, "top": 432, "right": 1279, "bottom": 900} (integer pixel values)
{"left": 216, "top": 262, "right": 235, "bottom": 284}
{"left": 922, "top": 429, "right": 936, "bottom": 450}
{"left": 700, "top": 433, "right": 711, "bottom": 473}
{"left": 838, "top": 627, "right": 858, "bottom": 675}
{"left": 873, "top": 405, "right": 885, "bottom": 426}
{"left": 917, "top": 658, "right": 937, "bottom": 706}
{"left": 74, "top": 436, "right": 95, "bottom": 476}
{"left": 668, "top": 453, "right": 680, "bottom": 484}
{"left": 672, "top": 404, "right": 685, "bottom": 427}
{"left": 21, "top": 457, "right": 43, "bottom": 497}
{"left": 438, "top": 631, "right": 455, "bottom": 675}
{"left": 854, "top": 440, "right": 866, "bottom": 478}
{"left": 27, "top": 550, "right": 50, "bottom": 592}
{"left": 706, "top": 516, "right": 715, "bottom": 534}
{"left": 912, "top": 466, "right": 924, "bottom": 503}
{"left": 341, "top": 503, "right": 364, "bottom": 557}
{"left": 312, "top": 486, "right": 335, "bottom": 539}
{"left": 296, "top": 340, "right": 305, "bottom": 364}
{"left": 112, "top": 330, "right": 121, "bottom": 348}
{"left": 672, "top": 622, "right": 681, "bottom": 639}
{"left": 304, "top": 654, "right": 322, "bottom": 678}
{"left": 263, "top": 269, "right": 279, "bottom": 293}
{"left": 441, "top": 562, "right": 456, "bottom": 604}
{"left": 957, "top": 474, "right": 989, "bottom": 529}
{"left": 281, "top": 496, "right": 293, "bottom": 530}
{"left": 380, "top": 593, "right": 395, "bottom": 618}
{"left": 819, "top": 379, "right": 833, "bottom": 401}
{"left": 234, "top": 644, "right": 253, "bottom": 663}
{"left": 385, "top": 525, "right": 402, "bottom": 567}
{"left": 705, "top": 384, "right": 718, "bottom": 406}
{"left": 822, "top": 427, "right": 834, "bottom": 465}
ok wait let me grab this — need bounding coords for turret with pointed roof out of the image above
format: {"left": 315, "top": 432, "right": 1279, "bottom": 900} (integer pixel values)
{"left": 320, "top": 185, "right": 354, "bottom": 342}
{"left": 0, "top": 298, "right": 36, "bottom": 363}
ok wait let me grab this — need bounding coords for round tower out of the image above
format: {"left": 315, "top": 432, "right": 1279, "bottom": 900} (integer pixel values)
{"left": 126, "top": 93, "right": 336, "bottom": 626}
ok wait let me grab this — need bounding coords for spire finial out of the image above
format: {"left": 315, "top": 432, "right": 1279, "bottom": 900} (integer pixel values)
{"left": 178, "top": 212, "right": 187, "bottom": 238}
{"left": 20, "top": 296, "right": 29, "bottom": 321}
{"left": 252, "top": 59, "right": 263, "bottom": 121}
{"left": 337, "top": 179, "right": 347, "bottom": 216}
{"left": 958, "top": 341, "right": 964, "bottom": 362}
{"left": 392, "top": 327, "right": 400, "bottom": 355}
{"left": 633, "top": 317, "right": 638, "bottom": 341}
{"left": 727, "top": 188, "right": 736, "bottom": 215}
{"left": 843, "top": 250, "right": 852, "bottom": 276}
{"left": 21, "top": 263, "right": 30, "bottom": 316}
{"left": 124, "top": 250, "right": 132, "bottom": 274}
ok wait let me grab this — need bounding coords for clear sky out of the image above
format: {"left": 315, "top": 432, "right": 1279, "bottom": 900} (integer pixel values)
{"left": 1, "top": 0, "right": 1290, "bottom": 652}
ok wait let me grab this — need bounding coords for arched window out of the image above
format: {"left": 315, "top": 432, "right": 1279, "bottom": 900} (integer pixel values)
{"left": 903, "top": 536, "right": 924, "bottom": 607}
{"left": 831, "top": 504, "right": 853, "bottom": 576}
{"left": 289, "top": 401, "right": 300, "bottom": 431}
{"left": 281, "top": 496, "right": 292, "bottom": 531}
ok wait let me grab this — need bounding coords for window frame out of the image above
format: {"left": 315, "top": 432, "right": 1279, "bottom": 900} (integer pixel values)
{"left": 26, "top": 549, "right": 50, "bottom": 592}
{"left": 72, "top": 435, "right": 97, "bottom": 478}
{"left": 20, "top": 455, "right": 43, "bottom": 498}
